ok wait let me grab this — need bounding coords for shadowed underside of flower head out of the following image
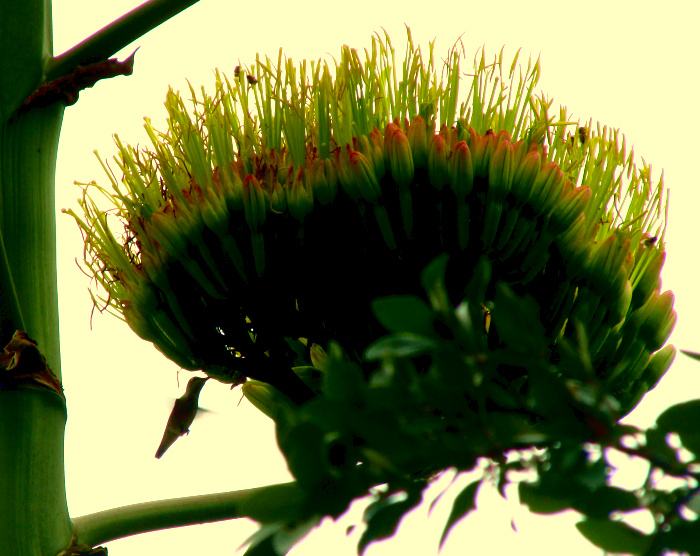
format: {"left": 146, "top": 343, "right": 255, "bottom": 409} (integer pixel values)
{"left": 64, "top": 28, "right": 674, "bottom": 412}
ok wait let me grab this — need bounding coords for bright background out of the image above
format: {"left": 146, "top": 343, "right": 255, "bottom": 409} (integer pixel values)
{"left": 51, "top": 1, "right": 699, "bottom": 554}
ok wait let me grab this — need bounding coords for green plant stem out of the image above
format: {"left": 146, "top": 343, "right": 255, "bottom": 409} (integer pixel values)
{"left": 0, "top": 230, "right": 26, "bottom": 337}
{"left": 0, "top": 390, "right": 72, "bottom": 555}
{"left": 73, "top": 481, "right": 307, "bottom": 548}
{"left": 1, "top": 105, "right": 64, "bottom": 372}
{"left": 1, "top": 0, "right": 62, "bottom": 371}
{"left": 47, "top": 0, "right": 200, "bottom": 81}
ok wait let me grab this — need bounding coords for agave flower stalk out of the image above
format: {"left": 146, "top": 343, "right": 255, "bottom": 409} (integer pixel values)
{"left": 66, "top": 29, "right": 674, "bottom": 418}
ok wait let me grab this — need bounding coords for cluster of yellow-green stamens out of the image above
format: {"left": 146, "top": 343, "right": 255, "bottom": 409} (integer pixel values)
{"left": 65, "top": 30, "right": 674, "bottom": 413}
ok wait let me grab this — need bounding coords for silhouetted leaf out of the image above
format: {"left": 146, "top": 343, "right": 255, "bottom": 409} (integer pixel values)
{"left": 658, "top": 519, "right": 700, "bottom": 554}
{"left": 519, "top": 481, "right": 572, "bottom": 514}
{"left": 323, "top": 343, "right": 365, "bottom": 404}
{"left": 439, "top": 480, "right": 481, "bottom": 550}
{"left": 656, "top": 400, "right": 700, "bottom": 456}
{"left": 576, "top": 518, "right": 650, "bottom": 554}
{"left": 242, "top": 523, "right": 284, "bottom": 556}
{"left": 372, "top": 295, "right": 435, "bottom": 335}
{"left": 276, "top": 421, "right": 327, "bottom": 491}
{"left": 421, "top": 254, "right": 451, "bottom": 313}
{"left": 359, "top": 489, "right": 422, "bottom": 554}
{"left": 243, "top": 518, "right": 320, "bottom": 556}
{"left": 365, "top": 333, "right": 437, "bottom": 361}
{"left": 491, "top": 282, "right": 546, "bottom": 353}
{"left": 572, "top": 486, "right": 640, "bottom": 518}
{"left": 645, "top": 427, "right": 680, "bottom": 469}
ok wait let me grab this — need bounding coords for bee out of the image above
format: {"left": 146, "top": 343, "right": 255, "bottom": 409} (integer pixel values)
{"left": 578, "top": 126, "right": 588, "bottom": 145}
{"left": 643, "top": 235, "right": 658, "bottom": 247}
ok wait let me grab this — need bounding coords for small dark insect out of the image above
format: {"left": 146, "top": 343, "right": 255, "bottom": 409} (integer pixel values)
{"left": 643, "top": 235, "right": 658, "bottom": 247}
{"left": 578, "top": 126, "right": 588, "bottom": 145}
{"left": 234, "top": 65, "right": 241, "bottom": 77}
{"left": 246, "top": 74, "right": 258, "bottom": 86}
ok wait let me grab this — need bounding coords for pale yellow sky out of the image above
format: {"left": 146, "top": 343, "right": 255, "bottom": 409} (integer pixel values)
{"left": 52, "top": 1, "right": 699, "bottom": 554}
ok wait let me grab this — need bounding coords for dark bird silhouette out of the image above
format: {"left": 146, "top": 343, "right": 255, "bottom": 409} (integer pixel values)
{"left": 155, "top": 376, "right": 208, "bottom": 459}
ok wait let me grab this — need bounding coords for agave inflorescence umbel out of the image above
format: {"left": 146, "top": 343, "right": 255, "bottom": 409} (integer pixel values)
{"left": 65, "top": 30, "right": 674, "bottom": 422}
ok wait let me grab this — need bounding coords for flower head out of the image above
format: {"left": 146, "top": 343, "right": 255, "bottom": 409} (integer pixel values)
{"left": 64, "top": 29, "right": 673, "bottom": 414}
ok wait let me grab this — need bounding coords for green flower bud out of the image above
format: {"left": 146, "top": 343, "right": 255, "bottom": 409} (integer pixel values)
{"left": 286, "top": 166, "right": 314, "bottom": 221}
{"left": 640, "top": 290, "right": 676, "bottom": 351}
{"left": 242, "top": 174, "right": 267, "bottom": 231}
{"left": 385, "top": 123, "right": 415, "bottom": 189}
{"left": 552, "top": 185, "right": 591, "bottom": 233}
{"left": 310, "top": 343, "right": 329, "bottom": 371}
{"left": 427, "top": 134, "right": 449, "bottom": 191}
{"left": 270, "top": 181, "right": 287, "bottom": 213}
{"left": 349, "top": 150, "right": 381, "bottom": 203}
{"left": 449, "top": 141, "right": 474, "bottom": 199}
{"left": 631, "top": 250, "right": 665, "bottom": 311}
{"left": 407, "top": 115, "right": 429, "bottom": 169}
{"left": 241, "top": 380, "right": 282, "bottom": 421}
{"left": 641, "top": 344, "right": 676, "bottom": 391}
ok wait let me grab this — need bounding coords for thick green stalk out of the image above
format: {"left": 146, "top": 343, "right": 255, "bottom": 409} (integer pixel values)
{"left": 1, "top": 106, "right": 63, "bottom": 373}
{"left": 73, "top": 482, "right": 307, "bottom": 547}
{"left": 0, "top": 0, "right": 71, "bottom": 550}
{"left": 0, "top": 390, "right": 72, "bottom": 555}
{"left": 0, "top": 0, "right": 60, "bottom": 372}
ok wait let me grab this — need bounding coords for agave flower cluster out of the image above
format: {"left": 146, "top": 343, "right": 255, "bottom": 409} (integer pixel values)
{"left": 66, "top": 30, "right": 674, "bottom": 416}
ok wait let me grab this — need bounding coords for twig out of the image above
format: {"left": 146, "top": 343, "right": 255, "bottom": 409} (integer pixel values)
{"left": 46, "top": 0, "right": 200, "bottom": 81}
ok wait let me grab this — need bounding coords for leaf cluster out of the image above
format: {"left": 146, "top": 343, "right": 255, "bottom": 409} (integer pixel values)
{"left": 240, "top": 255, "right": 700, "bottom": 555}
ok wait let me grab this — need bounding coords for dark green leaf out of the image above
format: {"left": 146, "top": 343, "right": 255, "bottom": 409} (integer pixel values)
{"left": 323, "top": 343, "right": 365, "bottom": 404}
{"left": 420, "top": 254, "right": 451, "bottom": 313}
{"left": 645, "top": 427, "right": 680, "bottom": 468}
{"left": 462, "top": 256, "right": 491, "bottom": 303}
{"left": 276, "top": 421, "right": 327, "bottom": 491}
{"left": 371, "top": 295, "right": 435, "bottom": 335}
{"left": 519, "top": 481, "right": 573, "bottom": 515}
{"left": 576, "top": 518, "right": 651, "bottom": 554}
{"left": 658, "top": 519, "right": 700, "bottom": 553}
{"left": 365, "top": 333, "right": 437, "bottom": 361}
{"left": 284, "top": 336, "right": 309, "bottom": 367}
{"left": 572, "top": 486, "right": 640, "bottom": 518}
{"left": 491, "top": 282, "right": 547, "bottom": 353}
{"left": 656, "top": 400, "right": 700, "bottom": 456}
{"left": 428, "top": 474, "right": 460, "bottom": 516}
{"left": 243, "top": 523, "right": 284, "bottom": 556}
{"left": 243, "top": 518, "right": 319, "bottom": 556}
{"left": 526, "top": 364, "right": 576, "bottom": 420}
{"left": 359, "top": 490, "right": 422, "bottom": 554}
{"left": 439, "top": 480, "right": 481, "bottom": 550}
{"left": 576, "top": 457, "right": 608, "bottom": 492}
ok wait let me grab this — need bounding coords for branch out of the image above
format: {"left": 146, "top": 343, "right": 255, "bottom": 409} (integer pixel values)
{"left": 47, "top": 0, "right": 200, "bottom": 81}
{"left": 614, "top": 443, "right": 692, "bottom": 479}
{"left": 14, "top": 52, "right": 137, "bottom": 118}
{"left": 71, "top": 481, "right": 306, "bottom": 549}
